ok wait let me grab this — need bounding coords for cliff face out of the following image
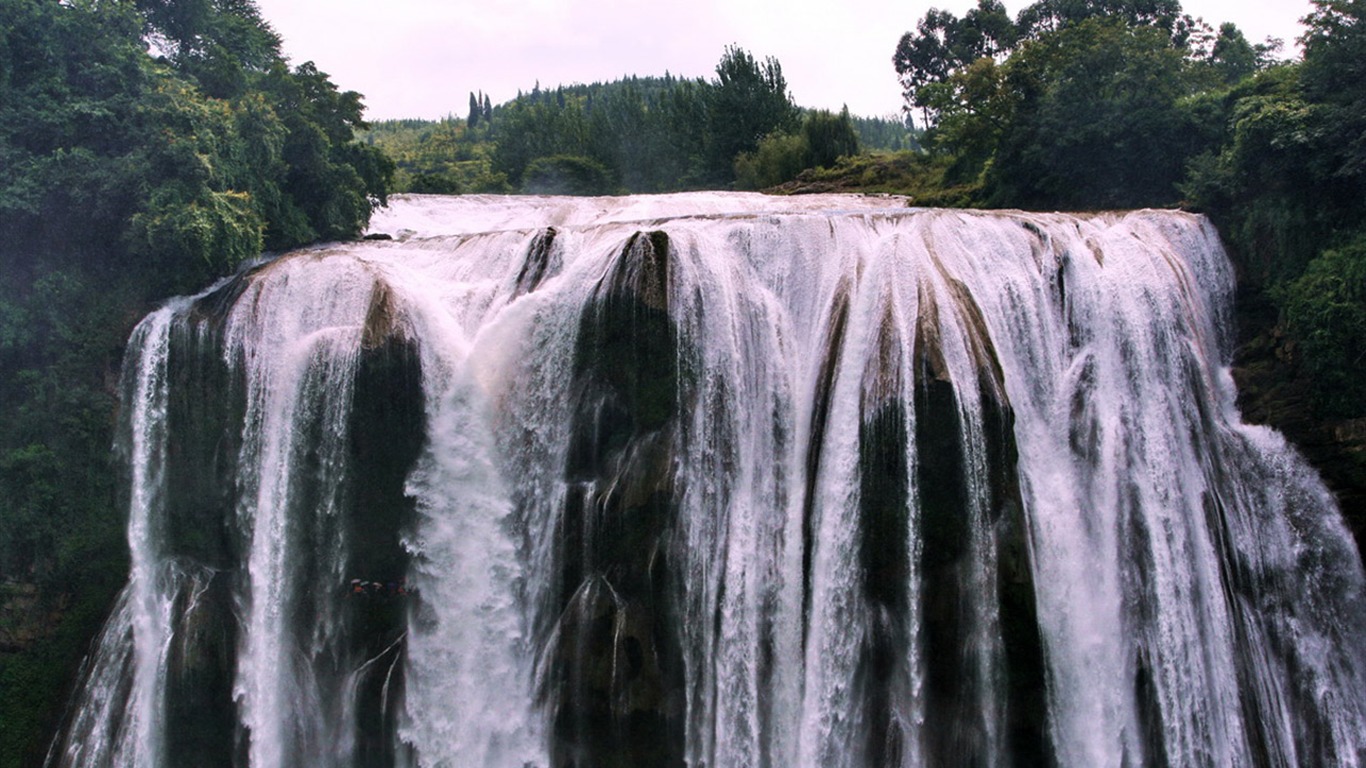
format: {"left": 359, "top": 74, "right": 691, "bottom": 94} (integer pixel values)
{"left": 43, "top": 196, "right": 1366, "bottom": 767}
{"left": 0, "top": 583, "right": 65, "bottom": 654}
{"left": 1232, "top": 296, "right": 1366, "bottom": 557}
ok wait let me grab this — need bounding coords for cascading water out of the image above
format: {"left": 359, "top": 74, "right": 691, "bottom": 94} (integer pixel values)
{"left": 49, "top": 193, "right": 1366, "bottom": 767}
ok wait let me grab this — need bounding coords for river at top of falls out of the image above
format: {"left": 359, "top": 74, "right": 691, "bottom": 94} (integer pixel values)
{"left": 49, "top": 192, "right": 1366, "bottom": 768}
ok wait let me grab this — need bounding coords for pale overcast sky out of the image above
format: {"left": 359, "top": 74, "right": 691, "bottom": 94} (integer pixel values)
{"left": 250, "top": 0, "right": 1315, "bottom": 121}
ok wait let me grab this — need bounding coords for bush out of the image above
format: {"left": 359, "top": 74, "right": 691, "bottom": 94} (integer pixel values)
{"left": 1281, "top": 235, "right": 1366, "bottom": 417}
{"left": 734, "top": 132, "right": 809, "bottom": 190}
{"left": 521, "top": 155, "right": 617, "bottom": 196}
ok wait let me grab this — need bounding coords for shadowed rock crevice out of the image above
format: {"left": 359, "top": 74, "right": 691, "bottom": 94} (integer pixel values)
{"left": 153, "top": 283, "right": 426, "bottom": 767}
{"left": 157, "top": 289, "right": 250, "bottom": 766}
{"left": 549, "top": 230, "right": 687, "bottom": 768}
{"left": 857, "top": 316, "right": 912, "bottom": 766}
{"left": 514, "top": 228, "right": 561, "bottom": 299}
{"left": 802, "top": 283, "right": 851, "bottom": 652}
{"left": 913, "top": 282, "right": 1052, "bottom": 768}
{"left": 341, "top": 332, "right": 425, "bottom": 768}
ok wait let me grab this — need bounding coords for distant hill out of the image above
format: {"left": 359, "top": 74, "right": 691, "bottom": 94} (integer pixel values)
{"left": 362, "top": 66, "right": 919, "bottom": 196}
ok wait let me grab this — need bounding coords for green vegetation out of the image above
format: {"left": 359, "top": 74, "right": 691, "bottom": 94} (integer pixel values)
{"left": 734, "top": 107, "right": 863, "bottom": 190}
{"left": 0, "top": 0, "right": 389, "bottom": 763}
{"left": 363, "top": 50, "right": 914, "bottom": 196}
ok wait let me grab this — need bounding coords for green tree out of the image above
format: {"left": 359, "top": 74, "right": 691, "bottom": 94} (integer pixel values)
{"left": 917, "top": 56, "right": 1013, "bottom": 187}
{"left": 706, "top": 46, "right": 799, "bottom": 183}
{"left": 522, "top": 154, "right": 618, "bottom": 195}
{"left": 1180, "top": 0, "right": 1366, "bottom": 422}
{"left": 257, "top": 60, "right": 392, "bottom": 246}
{"left": 734, "top": 132, "right": 809, "bottom": 190}
{"left": 1180, "top": 66, "right": 1330, "bottom": 283}
{"left": 1206, "top": 22, "right": 1261, "bottom": 84}
{"left": 986, "top": 17, "right": 1200, "bottom": 208}
{"left": 134, "top": 0, "right": 284, "bottom": 98}
{"left": 491, "top": 98, "right": 591, "bottom": 186}
{"left": 1281, "top": 237, "right": 1366, "bottom": 417}
{"left": 1302, "top": 0, "right": 1366, "bottom": 185}
{"left": 804, "top": 107, "right": 861, "bottom": 169}
{"left": 894, "top": 2, "right": 1017, "bottom": 129}
{"left": 1014, "top": 0, "right": 1185, "bottom": 37}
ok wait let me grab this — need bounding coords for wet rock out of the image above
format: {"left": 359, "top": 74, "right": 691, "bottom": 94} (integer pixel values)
{"left": 548, "top": 231, "right": 687, "bottom": 768}
{"left": 1232, "top": 299, "right": 1366, "bottom": 556}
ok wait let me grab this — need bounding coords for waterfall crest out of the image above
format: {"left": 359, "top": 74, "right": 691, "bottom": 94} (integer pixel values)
{"left": 51, "top": 193, "right": 1366, "bottom": 767}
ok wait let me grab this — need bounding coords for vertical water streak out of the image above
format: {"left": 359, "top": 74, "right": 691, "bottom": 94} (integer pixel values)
{"left": 119, "top": 303, "right": 179, "bottom": 767}
{"left": 382, "top": 246, "right": 543, "bottom": 767}
{"left": 46, "top": 303, "right": 182, "bottom": 768}
{"left": 225, "top": 257, "right": 374, "bottom": 768}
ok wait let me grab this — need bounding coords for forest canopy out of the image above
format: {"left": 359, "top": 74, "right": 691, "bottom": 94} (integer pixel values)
{"left": 363, "top": 48, "right": 907, "bottom": 197}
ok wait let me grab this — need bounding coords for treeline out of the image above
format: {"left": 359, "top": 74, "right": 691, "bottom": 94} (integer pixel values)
{"left": 365, "top": 48, "right": 916, "bottom": 196}
{"left": 0, "top": 0, "right": 389, "bottom": 763}
{"left": 893, "top": 0, "right": 1366, "bottom": 423}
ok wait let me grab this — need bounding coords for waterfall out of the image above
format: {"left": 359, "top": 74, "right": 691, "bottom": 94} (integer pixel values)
{"left": 51, "top": 193, "right": 1366, "bottom": 767}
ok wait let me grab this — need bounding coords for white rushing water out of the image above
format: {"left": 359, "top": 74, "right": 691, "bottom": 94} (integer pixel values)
{"left": 52, "top": 193, "right": 1366, "bottom": 767}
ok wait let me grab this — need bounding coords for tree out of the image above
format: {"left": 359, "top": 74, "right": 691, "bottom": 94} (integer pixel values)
{"left": 134, "top": 0, "right": 283, "bottom": 98}
{"left": 918, "top": 56, "right": 1014, "bottom": 185}
{"left": 985, "top": 17, "right": 1200, "bottom": 208}
{"left": 1302, "top": 0, "right": 1366, "bottom": 181}
{"left": 894, "top": 2, "right": 1016, "bottom": 129}
{"left": 1207, "top": 22, "right": 1261, "bottom": 84}
{"left": 893, "top": 8, "right": 961, "bottom": 128}
{"left": 522, "top": 154, "right": 617, "bottom": 195}
{"left": 1014, "top": 0, "right": 1184, "bottom": 38}
{"left": 468, "top": 92, "right": 481, "bottom": 128}
{"left": 706, "top": 46, "right": 799, "bottom": 183}
{"left": 804, "top": 107, "right": 861, "bottom": 169}
{"left": 734, "top": 132, "right": 809, "bottom": 190}
{"left": 490, "top": 99, "right": 590, "bottom": 186}
{"left": 1282, "top": 237, "right": 1366, "bottom": 416}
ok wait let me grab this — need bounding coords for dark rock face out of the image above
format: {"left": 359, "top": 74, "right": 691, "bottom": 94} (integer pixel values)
{"left": 911, "top": 283, "right": 1053, "bottom": 768}
{"left": 340, "top": 332, "right": 425, "bottom": 768}
{"left": 514, "top": 228, "right": 561, "bottom": 299}
{"left": 149, "top": 275, "right": 427, "bottom": 768}
{"left": 163, "top": 570, "right": 239, "bottom": 767}
{"left": 0, "top": 581, "right": 66, "bottom": 654}
{"left": 1232, "top": 297, "right": 1366, "bottom": 557}
{"left": 856, "top": 315, "right": 911, "bottom": 767}
{"left": 158, "top": 278, "right": 252, "bottom": 767}
{"left": 803, "top": 282, "right": 850, "bottom": 653}
{"left": 547, "top": 231, "right": 687, "bottom": 768}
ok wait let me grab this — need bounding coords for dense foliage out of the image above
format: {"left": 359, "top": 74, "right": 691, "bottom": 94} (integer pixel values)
{"left": 0, "top": 0, "right": 390, "bottom": 763}
{"left": 364, "top": 49, "right": 911, "bottom": 196}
